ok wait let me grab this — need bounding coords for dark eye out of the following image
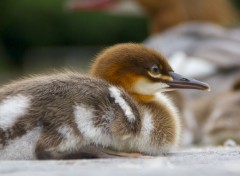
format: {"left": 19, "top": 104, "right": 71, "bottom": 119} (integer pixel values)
{"left": 150, "top": 65, "right": 160, "bottom": 75}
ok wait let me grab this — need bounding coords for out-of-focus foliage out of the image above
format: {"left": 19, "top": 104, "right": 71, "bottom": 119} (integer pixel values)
{"left": 0, "top": 0, "right": 147, "bottom": 66}
{"left": 232, "top": 0, "right": 240, "bottom": 9}
{"left": 0, "top": 0, "right": 239, "bottom": 79}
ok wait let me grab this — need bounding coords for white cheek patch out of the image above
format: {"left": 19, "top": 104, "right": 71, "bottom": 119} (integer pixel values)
{"left": 108, "top": 86, "right": 135, "bottom": 122}
{"left": 133, "top": 78, "right": 169, "bottom": 95}
{"left": 73, "top": 104, "right": 112, "bottom": 147}
{"left": 0, "top": 94, "right": 31, "bottom": 130}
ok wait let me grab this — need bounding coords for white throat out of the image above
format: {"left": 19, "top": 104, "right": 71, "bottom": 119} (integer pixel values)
{"left": 133, "top": 78, "right": 171, "bottom": 95}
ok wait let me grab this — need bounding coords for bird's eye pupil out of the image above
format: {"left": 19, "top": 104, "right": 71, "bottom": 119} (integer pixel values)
{"left": 151, "top": 65, "right": 160, "bottom": 74}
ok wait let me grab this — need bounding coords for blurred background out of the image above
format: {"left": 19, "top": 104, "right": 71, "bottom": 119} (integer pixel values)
{"left": 0, "top": 0, "right": 239, "bottom": 82}
{"left": 0, "top": 0, "right": 148, "bottom": 82}
{"left": 0, "top": 0, "right": 240, "bottom": 146}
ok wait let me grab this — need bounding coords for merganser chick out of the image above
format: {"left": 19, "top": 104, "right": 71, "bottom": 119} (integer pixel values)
{"left": 90, "top": 43, "right": 210, "bottom": 154}
{"left": 0, "top": 72, "right": 141, "bottom": 160}
{"left": 0, "top": 44, "right": 210, "bottom": 159}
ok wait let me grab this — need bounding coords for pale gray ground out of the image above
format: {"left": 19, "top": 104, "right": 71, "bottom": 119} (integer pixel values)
{"left": 0, "top": 147, "right": 239, "bottom": 176}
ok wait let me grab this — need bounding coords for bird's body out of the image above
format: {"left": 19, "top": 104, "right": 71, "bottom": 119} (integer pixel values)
{"left": 0, "top": 72, "right": 144, "bottom": 159}
{"left": 0, "top": 71, "right": 182, "bottom": 160}
{"left": 0, "top": 43, "right": 209, "bottom": 160}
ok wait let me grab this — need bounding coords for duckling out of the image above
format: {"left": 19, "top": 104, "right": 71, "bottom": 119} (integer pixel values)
{"left": 90, "top": 43, "right": 210, "bottom": 153}
{"left": 0, "top": 72, "right": 141, "bottom": 160}
{"left": 0, "top": 44, "right": 209, "bottom": 160}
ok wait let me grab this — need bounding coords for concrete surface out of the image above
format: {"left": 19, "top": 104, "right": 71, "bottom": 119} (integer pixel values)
{"left": 0, "top": 147, "right": 240, "bottom": 176}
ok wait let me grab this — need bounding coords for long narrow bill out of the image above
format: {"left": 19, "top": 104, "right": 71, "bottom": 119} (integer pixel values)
{"left": 166, "top": 72, "right": 210, "bottom": 91}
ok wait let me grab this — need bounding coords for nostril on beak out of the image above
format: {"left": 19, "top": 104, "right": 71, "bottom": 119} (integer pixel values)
{"left": 180, "top": 78, "right": 189, "bottom": 82}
